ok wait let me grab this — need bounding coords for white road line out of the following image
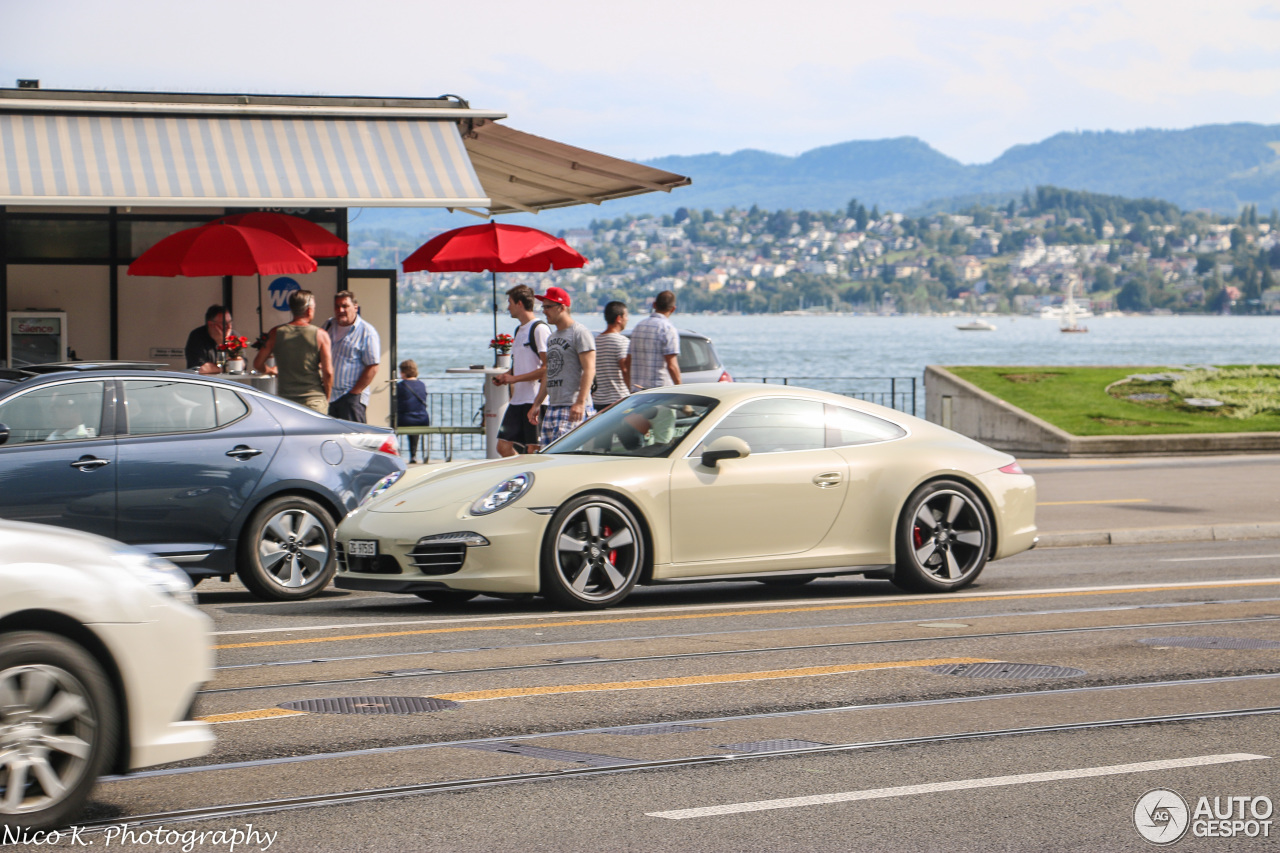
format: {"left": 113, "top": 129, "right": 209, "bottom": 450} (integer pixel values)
{"left": 646, "top": 753, "right": 1269, "bottom": 820}
{"left": 210, "top": 578, "right": 1280, "bottom": 636}
{"left": 1162, "top": 555, "right": 1280, "bottom": 563}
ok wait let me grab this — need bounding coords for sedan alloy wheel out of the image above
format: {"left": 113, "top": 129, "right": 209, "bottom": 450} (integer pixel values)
{"left": 238, "top": 496, "right": 337, "bottom": 600}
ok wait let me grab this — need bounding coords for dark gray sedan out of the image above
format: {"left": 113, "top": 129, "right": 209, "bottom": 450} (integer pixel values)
{"left": 0, "top": 363, "right": 404, "bottom": 601}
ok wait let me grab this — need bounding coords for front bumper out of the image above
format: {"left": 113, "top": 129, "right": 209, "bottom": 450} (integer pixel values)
{"left": 335, "top": 503, "right": 552, "bottom": 595}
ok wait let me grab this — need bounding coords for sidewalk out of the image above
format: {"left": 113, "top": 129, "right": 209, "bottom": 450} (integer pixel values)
{"left": 1022, "top": 454, "right": 1280, "bottom": 549}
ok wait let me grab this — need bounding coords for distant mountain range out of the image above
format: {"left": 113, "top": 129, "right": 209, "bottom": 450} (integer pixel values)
{"left": 351, "top": 122, "right": 1280, "bottom": 235}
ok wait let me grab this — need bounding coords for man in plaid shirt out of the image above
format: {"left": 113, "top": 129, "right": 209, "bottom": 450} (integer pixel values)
{"left": 629, "top": 290, "right": 681, "bottom": 391}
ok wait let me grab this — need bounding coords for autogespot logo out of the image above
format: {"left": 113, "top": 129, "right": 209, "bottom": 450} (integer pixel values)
{"left": 1135, "top": 789, "right": 1190, "bottom": 845}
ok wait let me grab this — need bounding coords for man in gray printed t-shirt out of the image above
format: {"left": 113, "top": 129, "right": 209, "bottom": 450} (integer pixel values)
{"left": 530, "top": 286, "right": 596, "bottom": 447}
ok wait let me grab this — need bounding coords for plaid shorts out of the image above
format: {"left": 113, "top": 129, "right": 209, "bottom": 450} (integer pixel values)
{"left": 540, "top": 401, "right": 595, "bottom": 447}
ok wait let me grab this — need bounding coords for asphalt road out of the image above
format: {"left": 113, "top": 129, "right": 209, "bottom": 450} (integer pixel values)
{"left": 15, "top": 530, "right": 1278, "bottom": 853}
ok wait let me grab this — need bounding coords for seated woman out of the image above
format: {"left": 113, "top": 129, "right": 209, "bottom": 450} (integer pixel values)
{"left": 396, "top": 359, "right": 430, "bottom": 463}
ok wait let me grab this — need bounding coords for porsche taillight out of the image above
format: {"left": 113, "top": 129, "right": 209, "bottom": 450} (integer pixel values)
{"left": 998, "top": 461, "right": 1025, "bottom": 475}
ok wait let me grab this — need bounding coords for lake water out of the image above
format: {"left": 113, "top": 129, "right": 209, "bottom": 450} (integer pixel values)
{"left": 396, "top": 313, "right": 1280, "bottom": 382}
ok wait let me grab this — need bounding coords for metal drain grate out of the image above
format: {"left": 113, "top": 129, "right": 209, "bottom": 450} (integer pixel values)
{"left": 925, "top": 662, "right": 1086, "bottom": 679}
{"left": 600, "top": 724, "right": 709, "bottom": 736}
{"left": 278, "top": 696, "right": 460, "bottom": 715}
{"left": 719, "top": 739, "right": 831, "bottom": 753}
{"left": 1142, "top": 637, "right": 1280, "bottom": 650}
{"left": 459, "top": 742, "right": 638, "bottom": 767}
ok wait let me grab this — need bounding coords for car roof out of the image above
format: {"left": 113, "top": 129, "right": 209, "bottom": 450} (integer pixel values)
{"left": 621, "top": 327, "right": 710, "bottom": 341}
{"left": 630, "top": 381, "right": 920, "bottom": 423}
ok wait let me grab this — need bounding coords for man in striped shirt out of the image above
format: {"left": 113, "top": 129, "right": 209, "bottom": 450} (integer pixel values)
{"left": 629, "top": 290, "right": 681, "bottom": 391}
{"left": 323, "top": 290, "right": 381, "bottom": 423}
{"left": 591, "top": 300, "right": 630, "bottom": 410}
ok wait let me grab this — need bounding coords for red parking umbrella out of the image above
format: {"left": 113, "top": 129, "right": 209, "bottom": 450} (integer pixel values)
{"left": 215, "top": 212, "right": 348, "bottom": 258}
{"left": 402, "top": 223, "right": 588, "bottom": 352}
{"left": 128, "top": 223, "right": 318, "bottom": 336}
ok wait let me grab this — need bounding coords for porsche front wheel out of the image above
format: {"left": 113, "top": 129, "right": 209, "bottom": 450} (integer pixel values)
{"left": 541, "top": 495, "right": 645, "bottom": 609}
{"left": 892, "top": 480, "right": 990, "bottom": 593}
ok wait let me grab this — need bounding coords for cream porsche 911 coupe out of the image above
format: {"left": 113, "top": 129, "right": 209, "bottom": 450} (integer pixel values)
{"left": 335, "top": 384, "right": 1037, "bottom": 609}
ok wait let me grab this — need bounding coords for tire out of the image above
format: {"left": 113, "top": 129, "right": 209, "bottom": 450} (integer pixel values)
{"left": 0, "top": 631, "right": 118, "bottom": 830}
{"left": 540, "top": 494, "right": 646, "bottom": 609}
{"left": 237, "top": 495, "right": 337, "bottom": 601}
{"left": 413, "top": 590, "right": 481, "bottom": 604}
{"left": 891, "top": 479, "right": 991, "bottom": 593}
{"left": 757, "top": 575, "right": 817, "bottom": 587}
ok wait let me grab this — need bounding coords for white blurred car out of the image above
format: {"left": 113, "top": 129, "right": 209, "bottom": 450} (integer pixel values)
{"left": 1, "top": 520, "right": 214, "bottom": 830}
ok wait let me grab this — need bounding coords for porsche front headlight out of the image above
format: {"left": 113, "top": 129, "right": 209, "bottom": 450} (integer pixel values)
{"left": 470, "top": 472, "right": 534, "bottom": 515}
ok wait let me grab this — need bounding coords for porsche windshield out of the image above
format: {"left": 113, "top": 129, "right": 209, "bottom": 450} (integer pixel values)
{"left": 543, "top": 393, "right": 719, "bottom": 457}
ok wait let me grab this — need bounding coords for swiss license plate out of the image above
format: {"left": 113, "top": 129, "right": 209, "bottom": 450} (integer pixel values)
{"left": 348, "top": 539, "right": 378, "bottom": 557}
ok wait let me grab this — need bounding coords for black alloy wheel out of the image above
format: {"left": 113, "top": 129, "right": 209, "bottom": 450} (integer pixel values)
{"left": 0, "top": 632, "right": 118, "bottom": 830}
{"left": 892, "top": 479, "right": 990, "bottom": 593}
{"left": 237, "top": 496, "right": 337, "bottom": 601}
{"left": 541, "top": 494, "right": 646, "bottom": 609}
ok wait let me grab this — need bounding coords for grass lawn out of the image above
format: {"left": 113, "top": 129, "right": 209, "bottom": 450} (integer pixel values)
{"left": 948, "top": 365, "right": 1280, "bottom": 436}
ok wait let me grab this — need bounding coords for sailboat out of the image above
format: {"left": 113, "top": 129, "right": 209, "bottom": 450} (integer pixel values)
{"left": 1060, "top": 280, "right": 1088, "bottom": 333}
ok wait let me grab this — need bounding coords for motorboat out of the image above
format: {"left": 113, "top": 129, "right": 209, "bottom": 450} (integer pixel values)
{"left": 955, "top": 319, "right": 997, "bottom": 331}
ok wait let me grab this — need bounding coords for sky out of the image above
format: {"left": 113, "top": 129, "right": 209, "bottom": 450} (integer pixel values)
{"left": 4, "top": 0, "right": 1280, "bottom": 165}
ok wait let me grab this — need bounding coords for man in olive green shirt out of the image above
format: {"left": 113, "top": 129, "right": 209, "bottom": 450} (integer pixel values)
{"left": 254, "top": 290, "right": 333, "bottom": 411}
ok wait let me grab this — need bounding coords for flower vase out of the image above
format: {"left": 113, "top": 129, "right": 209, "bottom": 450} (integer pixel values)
{"left": 224, "top": 358, "right": 246, "bottom": 375}
{"left": 495, "top": 353, "right": 512, "bottom": 369}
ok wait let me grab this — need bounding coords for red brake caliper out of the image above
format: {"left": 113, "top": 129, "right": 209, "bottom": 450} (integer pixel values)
{"left": 913, "top": 526, "right": 924, "bottom": 549}
{"left": 603, "top": 525, "right": 616, "bottom": 565}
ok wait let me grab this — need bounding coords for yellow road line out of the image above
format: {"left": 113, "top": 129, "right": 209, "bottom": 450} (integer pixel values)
{"left": 197, "top": 708, "right": 308, "bottom": 724}
{"left": 435, "top": 657, "right": 995, "bottom": 702}
{"left": 1037, "top": 499, "right": 1151, "bottom": 506}
{"left": 212, "top": 580, "right": 1280, "bottom": 651}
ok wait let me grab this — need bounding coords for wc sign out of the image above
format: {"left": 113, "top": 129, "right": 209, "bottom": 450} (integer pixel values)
{"left": 268, "top": 277, "right": 301, "bottom": 313}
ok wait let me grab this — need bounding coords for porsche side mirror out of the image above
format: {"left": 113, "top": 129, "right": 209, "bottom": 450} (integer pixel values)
{"left": 701, "top": 436, "right": 750, "bottom": 468}
{"left": 0, "top": 423, "right": 8, "bottom": 446}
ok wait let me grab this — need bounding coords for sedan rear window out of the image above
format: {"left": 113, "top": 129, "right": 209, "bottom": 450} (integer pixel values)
{"left": 678, "top": 337, "right": 718, "bottom": 373}
{"left": 124, "top": 380, "right": 219, "bottom": 434}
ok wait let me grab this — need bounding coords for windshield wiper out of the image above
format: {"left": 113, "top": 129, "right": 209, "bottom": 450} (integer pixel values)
{"left": 556, "top": 449, "right": 615, "bottom": 456}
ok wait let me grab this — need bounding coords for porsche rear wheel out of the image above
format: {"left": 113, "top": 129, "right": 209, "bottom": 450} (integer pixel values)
{"left": 892, "top": 480, "right": 990, "bottom": 593}
{"left": 541, "top": 495, "right": 645, "bottom": 609}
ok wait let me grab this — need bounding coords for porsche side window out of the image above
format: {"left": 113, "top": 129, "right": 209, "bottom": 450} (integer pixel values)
{"left": 0, "top": 381, "right": 105, "bottom": 445}
{"left": 544, "top": 392, "right": 719, "bottom": 457}
{"left": 825, "top": 404, "right": 907, "bottom": 447}
{"left": 123, "top": 380, "right": 218, "bottom": 435}
{"left": 696, "top": 398, "right": 826, "bottom": 454}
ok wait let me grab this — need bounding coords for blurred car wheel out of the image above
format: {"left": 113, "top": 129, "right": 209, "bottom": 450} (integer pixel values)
{"left": 237, "top": 496, "right": 337, "bottom": 601}
{"left": 0, "top": 631, "right": 118, "bottom": 829}
{"left": 892, "top": 479, "right": 990, "bottom": 593}
{"left": 541, "top": 494, "right": 646, "bottom": 610}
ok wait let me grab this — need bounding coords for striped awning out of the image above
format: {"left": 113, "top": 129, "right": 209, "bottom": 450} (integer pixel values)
{"left": 0, "top": 113, "right": 489, "bottom": 208}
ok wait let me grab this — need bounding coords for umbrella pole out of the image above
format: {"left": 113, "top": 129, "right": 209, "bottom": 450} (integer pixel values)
{"left": 492, "top": 270, "right": 499, "bottom": 366}
{"left": 257, "top": 274, "right": 264, "bottom": 339}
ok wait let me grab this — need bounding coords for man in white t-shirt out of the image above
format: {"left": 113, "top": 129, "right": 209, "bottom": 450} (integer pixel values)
{"left": 493, "top": 285, "right": 551, "bottom": 455}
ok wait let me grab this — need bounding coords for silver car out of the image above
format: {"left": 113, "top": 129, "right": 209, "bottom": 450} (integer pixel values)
{"left": 0, "top": 520, "right": 214, "bottom": 830}
{"left": 623, "top": 328, "right": 731, "bottom": 384}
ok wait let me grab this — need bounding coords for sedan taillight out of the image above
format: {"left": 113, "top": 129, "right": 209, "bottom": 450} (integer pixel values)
{"left": 718, "top": 371, "right": 732, "bottom": 382}
{"left": 345, "top": 434, "right": 400, "bottom": 456}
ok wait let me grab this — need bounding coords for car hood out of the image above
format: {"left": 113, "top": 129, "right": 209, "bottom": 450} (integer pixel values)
{"left": 365, "top": 453, "right": 640, "bottom": 513}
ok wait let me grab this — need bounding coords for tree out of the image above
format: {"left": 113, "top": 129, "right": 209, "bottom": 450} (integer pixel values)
{"left": 1116, "top": 279, "right": 1151, "bottom": 312}
{"left": 673, "top": 207, "right": 689, "bottom": 224}
{"left": 1092, "top": 266, "right": 1115, "bottom": 292}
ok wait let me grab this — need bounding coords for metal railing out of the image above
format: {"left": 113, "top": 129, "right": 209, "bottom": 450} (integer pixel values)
{"left": 743, "top": 376, "right": 918, "bottom": 416}
{"left": 396, "top": 375, "right": 919, "bottom": 462}
{"left": 393, "top": 378, "right": 486, "bottom": 461}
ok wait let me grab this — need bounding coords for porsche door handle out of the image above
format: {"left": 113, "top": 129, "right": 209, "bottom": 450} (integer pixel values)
{"left": 812, "top": 472, "right": 842, "bottom": 488}
{"left": 226, "top": 446, "right": 263, "bottom": 460}
{"left": 71, "top": 456, "right": 111, "bottom": 472}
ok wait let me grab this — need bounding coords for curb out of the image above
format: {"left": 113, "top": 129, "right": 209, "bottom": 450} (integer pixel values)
{"left": 1037, "top": 522, "right": 1280, "bottom": 549}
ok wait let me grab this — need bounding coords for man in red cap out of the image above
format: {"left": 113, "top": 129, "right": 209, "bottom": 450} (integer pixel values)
{"left": 529, "top": 286, "right": 596, "bottom": 446}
